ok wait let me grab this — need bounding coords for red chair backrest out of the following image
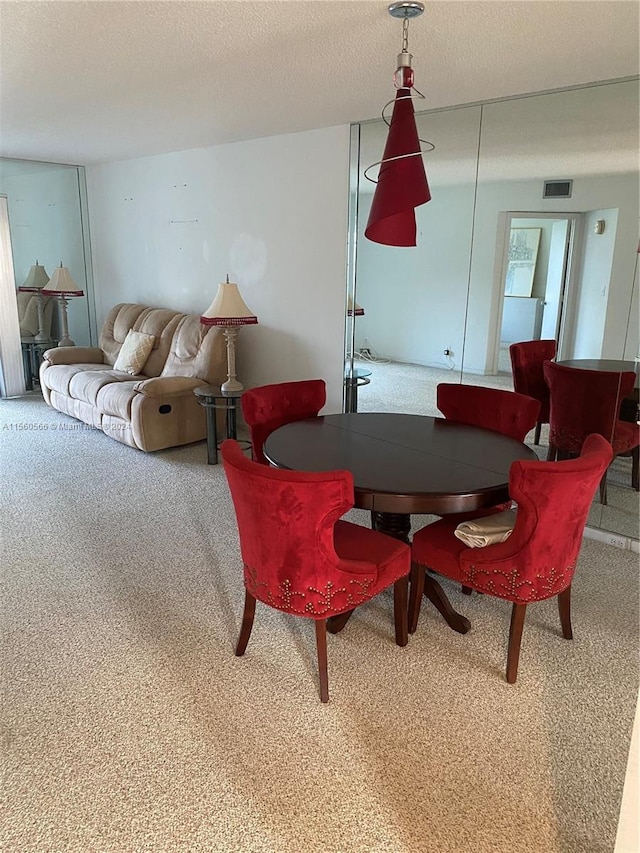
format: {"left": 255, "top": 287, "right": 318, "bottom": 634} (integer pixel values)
{"left": 221, "top": 439, "right": 363, "bottom": 617}
{"left": 436, "top": 383, "right": 540, "bottom": 443}
{"left": 459, "top": 434, "right": 613, "bottom": 601}
{"left": 509, "top": 340, "right": 557, "bottom": 421}
{"left": 544, "top": 361, "right": 635, "bottom": 451}
{"left": 241, "top": 379, "right": 326, "bottom": 464}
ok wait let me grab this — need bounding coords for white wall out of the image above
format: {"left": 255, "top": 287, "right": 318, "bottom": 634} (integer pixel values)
{"left": 571, "top": 208, "right": 618, "bottom": 357}
{"left": 86, "top": 126, "right": 351, "bottom": 411}
{"left": 355, "top": 183, "right": 476, "bottom": 369}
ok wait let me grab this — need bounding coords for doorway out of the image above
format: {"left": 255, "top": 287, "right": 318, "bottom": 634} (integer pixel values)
{"left": 494, "top": 212, "right": 578, "bottom": 374}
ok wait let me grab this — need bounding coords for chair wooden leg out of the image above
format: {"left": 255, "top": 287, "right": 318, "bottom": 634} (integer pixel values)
{"left": 393, "top": 575, "right": 409, "bottom": 647}
{"left": 506, "top": 602, "right": 527, "bottom": 684}
{"left": 546, "top": 443, "right": 557, "bottom": 462}
{"left": 315, "top": 619, "right": 329, "bottom": 703}
{"left": 632, "top": 446, "right": 639, "bottom": 492}
{"left": 534, "top": 422, "right": 542, "bottom": 445}
{"left": 235, "top": 589, "right": 256, "bottom": 656}
{"left": 557, "top": 586, "right": 573, "bottom": 640}
{"left": 327, "top": 608, "right": 355, "bottom": 634}
{"left": 599, "top": 469, "right": 608, "bottom": 505}
{"left": 408, "top": 561, "right": 425, "bottom": 634}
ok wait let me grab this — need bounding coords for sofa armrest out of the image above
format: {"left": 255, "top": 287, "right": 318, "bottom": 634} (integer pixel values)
{"left": 133, "top": 376, "right": 204, "bottom": 397}
{"left": 43, "top": 346, "right": 105, "bottom": 365}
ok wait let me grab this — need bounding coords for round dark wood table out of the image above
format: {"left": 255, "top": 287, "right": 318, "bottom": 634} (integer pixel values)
{"left": 264, "top": 413, "right": 537, "bottom": 634}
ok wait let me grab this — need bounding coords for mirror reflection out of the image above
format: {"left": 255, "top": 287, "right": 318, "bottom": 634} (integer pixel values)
{"left": 347, "top": 79, "right": 638, "bottom": 540}
{"left": 0, "top": 158, "right": 92, "bottom": 346}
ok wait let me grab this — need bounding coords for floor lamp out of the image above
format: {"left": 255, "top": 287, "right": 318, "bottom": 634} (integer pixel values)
{"left": 200, "top": 277, "right": 258, "bottom": 393}
{"left": 41, "top": 263, "right": 84, "bottom": 347}
{"left": 18, "top": 261, "right": 50, "bottom": 342}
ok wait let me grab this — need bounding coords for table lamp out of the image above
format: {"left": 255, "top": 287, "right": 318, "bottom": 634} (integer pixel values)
{"left": 200, "top": 276, "right": 258, "bottom": 393}
{"left": 347, "top": 295, "right": 365, "bottom": 316}
{"left": 41, "top": 263, "right": 84, "bottom": 347}
{"left": 18, "top": 261, "right": 50, "bottom": 342}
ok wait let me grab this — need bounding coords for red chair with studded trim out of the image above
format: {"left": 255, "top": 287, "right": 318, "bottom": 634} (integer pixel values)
{"left": 436, "top": 383, "right": 541, "bottom": 598}
{"left": 544, "top": 360, "right": 639, "bottom": 503}
{"left": 221, "top": 439, "right": 411, "bottom": 703}
{"left": 509, "top": 339, "right": 557, "bottom": 445}
{"left": 241, "top": 379, "right": 326, "bottom": 465}
{"left": 408, "top": 434, "right": 612, "bottom": 683}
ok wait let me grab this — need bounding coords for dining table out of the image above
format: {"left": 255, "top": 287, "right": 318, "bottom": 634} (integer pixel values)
{"left": 264, "top": 412, "right": 537, "bottom": 635}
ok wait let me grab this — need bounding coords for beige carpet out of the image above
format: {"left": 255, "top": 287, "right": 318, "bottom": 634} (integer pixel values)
{"left": 1, "top": 395, "right": 638, "bottom": 853}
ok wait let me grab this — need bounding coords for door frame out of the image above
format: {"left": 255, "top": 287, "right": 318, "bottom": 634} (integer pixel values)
{"left": 488, "top": 210, "right": 584, "bottom": 373}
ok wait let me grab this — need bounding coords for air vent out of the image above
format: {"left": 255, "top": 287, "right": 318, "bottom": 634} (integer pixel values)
{"left": 543, "top": 180, "right": 573, "bottom": 199}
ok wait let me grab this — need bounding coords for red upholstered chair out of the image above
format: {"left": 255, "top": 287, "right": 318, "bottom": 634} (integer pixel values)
{"left": 241, "top": 379, "right": 326, "bottom": 465}
{"left": 436, "top": 383, "right": 541, "bottom": 443}
{"left": 221, "top": 439, "right": 411, "bottom": 703}
{"left": 409, "top": 434, "right": 613, "bottom": 683}
{"left": 509, "top": 339, "right": 557, "bottom": 444}
{"left": 436, "top": 383, "right": 542, "bottom": 596}
{"left": 544, "top": 361, "right": 639, "bottom": 503}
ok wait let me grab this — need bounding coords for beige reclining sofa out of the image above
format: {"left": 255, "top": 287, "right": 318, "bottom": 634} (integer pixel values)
{"left": 40, "top": 303, "right": 226, "bottom": 451}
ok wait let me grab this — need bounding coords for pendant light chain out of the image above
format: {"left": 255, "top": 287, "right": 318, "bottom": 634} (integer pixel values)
{"left": 402, "top": 16, "right": 410, "bottom": 53}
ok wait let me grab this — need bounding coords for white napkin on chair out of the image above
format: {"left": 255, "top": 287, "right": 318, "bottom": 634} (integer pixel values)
{"left": 454, "top": 509, "right": 517, "bottom": 548}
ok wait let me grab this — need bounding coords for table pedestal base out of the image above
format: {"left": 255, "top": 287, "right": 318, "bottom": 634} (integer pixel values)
{"left": 371, "top": 511, "right": 411, "bottom": 542}
{"left": 328, "top": 510, "right": 471, "bottom": 636}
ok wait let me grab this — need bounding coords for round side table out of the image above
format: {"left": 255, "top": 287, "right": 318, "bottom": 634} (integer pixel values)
{"left": 344, "top": 367, "right": 372, "bottom": 413}
{"left": 194, "top": 384, "right": 246, "bottom": 464}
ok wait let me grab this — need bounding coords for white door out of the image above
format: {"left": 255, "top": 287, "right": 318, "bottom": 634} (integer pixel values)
{"left": 540, "top": 219, "right": 570, "bottom": 341}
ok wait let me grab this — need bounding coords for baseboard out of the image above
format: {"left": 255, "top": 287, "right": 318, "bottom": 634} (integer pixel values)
{"left": 584, "top": 525, "right": 639, "bottom": 552}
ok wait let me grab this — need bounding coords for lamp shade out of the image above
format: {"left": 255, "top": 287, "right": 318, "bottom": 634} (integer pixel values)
{"left": 18, "top": 261, "right": 49, "bottom": 292}
{"left": 364, "top": 87, "right": 431, "bottom": 247}
{"left": 200, "top": 279, "right": 258, "bottom": 327}
{"left": 347, "top": 295, "right": 365, "bottom": 316}
{"left": 41, "top": 264, "right": 84, "bottom": 297}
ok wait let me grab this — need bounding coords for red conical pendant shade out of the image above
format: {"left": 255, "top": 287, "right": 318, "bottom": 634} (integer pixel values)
{"left": 365, "top": 88, "right": 431, "bottom": 247}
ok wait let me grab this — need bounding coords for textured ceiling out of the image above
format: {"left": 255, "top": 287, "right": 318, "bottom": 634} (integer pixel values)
{"left": 1, "top": 0, "right": 638, "bottom": 166}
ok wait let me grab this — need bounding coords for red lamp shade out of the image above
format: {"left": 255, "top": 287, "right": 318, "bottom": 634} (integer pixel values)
{"left": 365, "top": 88, "right": 431, "bottom": 247}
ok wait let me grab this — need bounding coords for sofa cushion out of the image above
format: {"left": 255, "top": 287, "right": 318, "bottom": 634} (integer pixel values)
{"left": 113, "top": 330, "right": 155, "bottom": 375}
{"left": 43, "top": 364, "right": 111, "bottom": 397}
{"left": 97, "top": 382, "right": 139, "bottom": 421}
{"left": 162, "top": 314, "right": 227, "bottom": 386}
{"left": 99, "top": 304, "right": 182, "bottom": 377}
{"left": 67, "top": 368, "right": 144, "bottom": 407}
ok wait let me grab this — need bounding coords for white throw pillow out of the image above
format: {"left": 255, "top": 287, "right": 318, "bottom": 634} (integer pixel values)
{"left": 113, "top": 330, "right": 155, "bottom": 375}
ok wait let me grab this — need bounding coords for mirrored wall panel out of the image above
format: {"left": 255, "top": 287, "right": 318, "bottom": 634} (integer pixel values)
{"left": 0, "top": 158, "right": 96, "bottom": 353}
{"left": 346, "top": 104, "right": 482, "bottom": 415}
{"left": 346, "top": 79, "right": 639, "bottom": 539}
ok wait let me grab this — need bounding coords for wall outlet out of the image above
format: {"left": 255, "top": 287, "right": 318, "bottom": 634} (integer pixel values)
{"left": 605, "top": 533, "right": 627, "bottom": 549}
